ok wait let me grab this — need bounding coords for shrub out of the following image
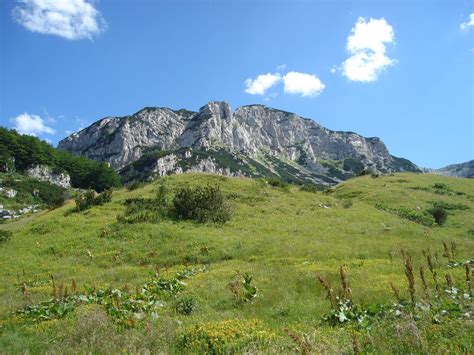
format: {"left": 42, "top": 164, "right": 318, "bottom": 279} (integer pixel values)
{"left": 171, "top": 185, "right": 231, "bottom": 224}
{"left": 38, "top": 186, "right": 67, "bottom": 208}
{"left": 174, "top": 296, "right": 197, "bottom": 315}
{"left": 426, "top": 206, "right": 448, "bottom": 226}
{"left": 74, "top": 189, "right": 113, "bottom": 212}
{"left": 299, "top": 184, "right": 320, "bottom": 193}
{"left": 156, "top": 184, "right": 170, "bottom": 206}
{"left": 93, "top": 189, "right": 113, "bottom": 205}
{"left": 126, "top": 181, "right": 145, "bottom": 191}
{"left": 433, "top": 183, "right": 448, "bottom": 190}
{"left": 74, "top": 190, "right": 95, "bottom": 211}
{"left": 358, "top": 169, "right": 369, "bottom": 176}
{"left": 375, "top": 204, "right": 436, "bottom": 227}
{"left": 265, "top": 177, "right": 289, "bottom": 189}
{"left": 431, "top": 201, "right": 470, "bottom": 211}
{"left": 0, "top": 230, "right": 12, "bottom": 244}
{"left": 342, "top": 199, "right": 353, "bottom": 208}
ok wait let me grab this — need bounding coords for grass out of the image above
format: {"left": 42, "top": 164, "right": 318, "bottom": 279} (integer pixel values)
{"left": 0, "top": 172, "right": 473, "bottom": 353}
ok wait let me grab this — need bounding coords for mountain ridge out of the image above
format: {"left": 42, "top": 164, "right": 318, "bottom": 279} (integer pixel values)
{"left": 423, "top": 160, "right": 474, "bottom": 178}
{"left": 58, "top": 101, "right": 421, "bottom": 185}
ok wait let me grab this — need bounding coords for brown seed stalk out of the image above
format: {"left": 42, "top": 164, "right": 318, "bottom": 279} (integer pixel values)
{"left": 465, "top": 263, "right": 472, "bottom": 297}
{"left": 390, "top": 282, "right": 401, "bottom": 303}
{"left": 58, "top": 283, "right": 64, "bottom": 301}
{"left": 445, "top": 274, "right": 453, "bottom": 289}
{"left": 317, "top": 274, "right": 336, "bottom": 308}
{"left": 442, "top": 241, "right": 451, "bottom": 261}
{"left": 21, "top": 283, "right": 28, "bottom": 301}
{"left": 71, "top": 279, "right": 77, "bottom": 295}
{"left": 284, "top": 328, "right": 311, "bottom": 355}
{"left": 351, "top": 332, "right": 361, "bottom": 355}
{"left": 404, "top": 254, "right": 416, "bottom": 307}
{"left": 451, "top": 241, "right": 457, "bottom": 260}
{"left": 426, "top": 252, "right": 440, "bottom": 295}
{"left": 51, "top": 275, "right": 57, "bottom": 301}
{"left": 419, "top": 266, "right": 428, "bottom": 298}
{"left": 339, "top": 265, "right": 351, "bottom": 300}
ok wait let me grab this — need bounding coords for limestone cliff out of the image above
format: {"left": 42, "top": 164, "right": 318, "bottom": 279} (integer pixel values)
{"left": 58, "top": 102, "right": 420, "bottom": 185}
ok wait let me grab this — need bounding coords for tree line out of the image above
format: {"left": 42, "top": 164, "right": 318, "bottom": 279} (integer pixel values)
{"left": 0, "top": 127, "right": 120, "bottom": 192}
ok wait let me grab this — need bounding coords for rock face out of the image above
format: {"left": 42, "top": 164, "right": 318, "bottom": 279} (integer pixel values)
{"left": 58, "top": 101, "right": 420, "bottom": 185}
{"left": 433, "top": 160, "right": 474, "bottom": 178}
{"left": 26, "top": 165, "right": 71, "bottom": 188}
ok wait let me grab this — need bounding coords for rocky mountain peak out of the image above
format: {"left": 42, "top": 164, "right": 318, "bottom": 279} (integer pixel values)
{"left": 58, "top": 102, "right": 421, "bottom": 185}
{"left": 198, "top": 101, "right": 233, "bottom": 120}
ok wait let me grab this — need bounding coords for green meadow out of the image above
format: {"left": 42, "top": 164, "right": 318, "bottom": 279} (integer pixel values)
{"left": 0, "top": 173, "right": 473, "bottom": 353}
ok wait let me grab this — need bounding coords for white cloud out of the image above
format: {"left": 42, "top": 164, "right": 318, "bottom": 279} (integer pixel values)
{"left": 244, "top": 73, "right": 282, "bottom": 95}
{"left": 276, "top": 63, "right": 287, "bottom": 71}
{"left": 330, "top": 65, "right": 337, "bottom": 74}
{"left": 342, "top": 17, "right": 395, "bottom": 82}
{"left": 12, "top": 113, "right": 55, "bottom": 136}
{"left": 282, "top": 71, "right": 325, "bottom": 97}
{"left": 12, "top": 0, "right": 106, "bottom": 40}
{"left": 460, "top": 13, "right": 474, "bottom": 31}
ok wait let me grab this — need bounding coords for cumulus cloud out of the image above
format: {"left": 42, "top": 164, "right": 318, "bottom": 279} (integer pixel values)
{"left": 283, "top": 71, "right": 325, "bottom": 97}
{"left": 12, "top": 0, "right": 106, "bottom": 40}
{"left": 460, "top": 13, "right": 474, "bottom": 31}
{"left": 244, "top": 73, "right": 282, "bottom": 95}
{"left": 342, "top": 17, "right": 395, "bottom": 82}
{"left": 12, "top": 113, "right": 55, "bottom": 136}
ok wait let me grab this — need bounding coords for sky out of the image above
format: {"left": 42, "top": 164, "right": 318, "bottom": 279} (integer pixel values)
{"left": 0, "top": 0, "right": 473, "bottom": 169}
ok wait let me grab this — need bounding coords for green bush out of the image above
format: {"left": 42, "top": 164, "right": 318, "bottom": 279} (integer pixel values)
{"left": 299, "top": 184, "right": 320, "bottom": 193}
{"left": 265, "top": 177, "right": 288, "bottom": 189}
{"left": 341, "top": 199, "right": 353, "bottom": 208}
{"left": 0, "top": 230, "right": 12, "bottom": 244}
{"left": 172, "top": 185, "right": 231, "bottom": 224}
{"left": 358, "top": 169, "right": 373, "bottom": 176}
{"left": 174, "top": 296, "right": 197, "bottom": 315}
{"left": 74, "top": 189, "right": 113, "bottom": 212}
{"left": 431, "top": 201, "right": 470, "bottom": 211}
{"left": 126, "top": 181, "right": 145, "bottom": 191}
{"left": 93, "top": 189, "right": 113, "bottom": 205}
{"left": 36, "top": 184, "right": 67, "bottom": 209}
{"left": 426, "top": 206, "right": 448, "bottom": 226}
{"left": 117, "top": 184, "right": 231, "bottom": 225}
{"left": 375, "top": 204, "right": 436, "bottom": 227}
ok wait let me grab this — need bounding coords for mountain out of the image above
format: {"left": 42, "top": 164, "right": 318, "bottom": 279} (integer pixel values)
{"left": 432, "top": 160, "right": 474, "bottom": 178}
{"left": 58, "top": 101, "right": 420, "bottom": 185}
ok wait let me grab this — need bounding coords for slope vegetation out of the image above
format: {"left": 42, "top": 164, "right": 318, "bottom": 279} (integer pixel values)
{"left": 0, "top": 173, "right": 473, "bottom": 353}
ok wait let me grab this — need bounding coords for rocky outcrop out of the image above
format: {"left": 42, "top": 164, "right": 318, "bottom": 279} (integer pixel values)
{"left": 26, "top": 165, "right": 71, "bottom": 188}
{"left": 58, "top": 101, "right": 420, "bottom": 184}
{"left": 120, "top": 149, "right": 247, "bottom": 183}
{"left": 0, "top": 203, "right": 40, "bottom": 220}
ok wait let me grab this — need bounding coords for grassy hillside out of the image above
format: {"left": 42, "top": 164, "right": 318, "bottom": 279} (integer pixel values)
{"left": 0, "top": 173, "right": 473, "bottom": 353}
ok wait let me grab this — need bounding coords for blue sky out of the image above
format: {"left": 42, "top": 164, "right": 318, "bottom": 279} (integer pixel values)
{"left": 1, "top": 0, "right": 473, "bottom": 169}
